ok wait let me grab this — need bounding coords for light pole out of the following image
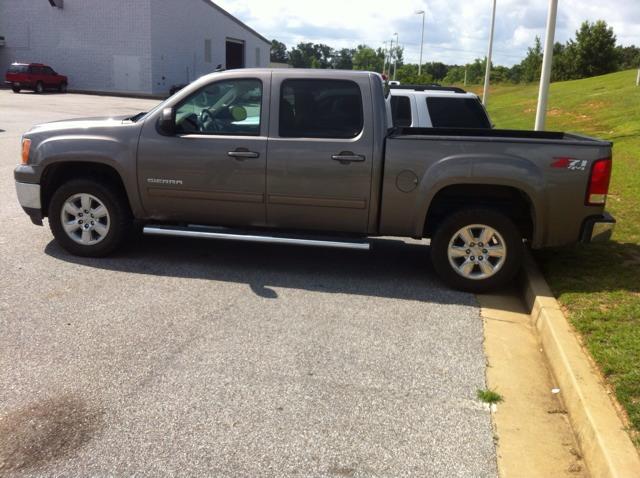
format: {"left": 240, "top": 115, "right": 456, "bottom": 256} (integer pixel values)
{"left": 382, "top": 41, "right": 388, "bottom": 77}
{"left": 393, "top": 32, "right": 399, "bottom": 81}
{"left": 482, "top": 0, "right": 496, "bottom": 106}
{"left": 534, "top": 0, "right": 558, "bottom": 131}
{"left": 416, "top": 10, "right": 425, "bottom": 76}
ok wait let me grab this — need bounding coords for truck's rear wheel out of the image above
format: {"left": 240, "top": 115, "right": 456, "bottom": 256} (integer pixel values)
{"left": 430, "top": 208, "right": 523, "bottom": 292}
{"left": 48, "top": 179, "right": 131, "bottom": 257}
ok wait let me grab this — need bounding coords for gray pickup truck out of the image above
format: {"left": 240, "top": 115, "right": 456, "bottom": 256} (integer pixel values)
{"left": 14, "top": 68, "right": 615, "bottom": 291}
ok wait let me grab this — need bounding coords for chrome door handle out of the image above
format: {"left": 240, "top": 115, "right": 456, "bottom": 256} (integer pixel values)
{"left": 331, "top": 152, "right": 365, "bottom": 163}
{"left": 228, "top": 150, "right": 259, "bottom": 159}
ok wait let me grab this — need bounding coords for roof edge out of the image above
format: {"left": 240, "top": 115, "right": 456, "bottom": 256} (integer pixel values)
{"left": 200, "top": 0, "right": 271, "bottom": 45}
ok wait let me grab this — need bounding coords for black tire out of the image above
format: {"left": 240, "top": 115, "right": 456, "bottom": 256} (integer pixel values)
{"left": 48, "top": 178, "right": 132, "bottom": 257}
{"left": 35, "top": 81, "right": 44, "bottom": 93}
{"left": 11, "top": 85, "right": 20, "bottom": 93}
{"left": 58, "top": 82, "right": 67, "bottom": 93}
{"left": 430, "top": 208, "right": 523, "bottom": 292}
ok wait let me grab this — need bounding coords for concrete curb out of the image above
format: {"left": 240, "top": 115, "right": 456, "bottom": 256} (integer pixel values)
{"left": 521, "top": 251, "right": 640, "bottom": 477}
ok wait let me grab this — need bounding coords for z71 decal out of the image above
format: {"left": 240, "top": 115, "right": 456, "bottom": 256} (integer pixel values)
{"left": 550, "top": 157, "right": 588, "bottom": 171}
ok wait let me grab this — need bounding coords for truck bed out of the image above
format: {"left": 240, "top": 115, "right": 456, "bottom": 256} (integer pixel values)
{"left": 392, "top": 127, "right": 611, "bottom": 146}
{"left": 380, "top": 127, "right": 613, "bottom": 248}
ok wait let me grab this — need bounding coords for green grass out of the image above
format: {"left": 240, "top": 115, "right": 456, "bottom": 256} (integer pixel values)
{"left": 473, "top": 70, "right": 640, "bottom": 444}
{"left": 477, "top": 389, "right": 504, "bottom": 404}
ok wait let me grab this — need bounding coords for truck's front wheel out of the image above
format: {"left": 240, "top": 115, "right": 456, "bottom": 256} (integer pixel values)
{"left": 430, "top": 209, "right": 523, "bottom": 292}
{"left": 48, "top": 179, "right": 131, "bottom": 257}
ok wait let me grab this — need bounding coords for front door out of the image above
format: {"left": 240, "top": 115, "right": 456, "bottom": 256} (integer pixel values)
{"left": 266, "top": 73, "right": 374, "bottom": 234}
{"left": 137, "top": 75, "right": 269, "bottom": 228}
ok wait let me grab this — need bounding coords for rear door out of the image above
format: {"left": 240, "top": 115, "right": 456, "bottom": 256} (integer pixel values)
{"left": 266, "top": 72, "right": 374, "bottom": 233}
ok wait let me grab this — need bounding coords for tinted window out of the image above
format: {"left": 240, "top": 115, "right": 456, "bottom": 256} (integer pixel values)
{"left": 426, "top": 97, "right": 491, "bottom": 129}
{"left": 8, "top": 64, "right": 28, "bottom": 74}
{"left": 390, "top": 95, "right": 412, "bottom": 127}
{"left": 174, "top": 79, "right": 262, "bottom": 136}
{"left": 279, "top": 79, "right": 363, "bottom": 138}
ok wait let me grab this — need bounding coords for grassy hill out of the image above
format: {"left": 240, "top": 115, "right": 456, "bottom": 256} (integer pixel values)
{"left": 474, "top": 70, "right": 640, "bottom": 444}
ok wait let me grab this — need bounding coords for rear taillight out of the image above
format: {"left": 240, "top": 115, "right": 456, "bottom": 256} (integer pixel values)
{"left": 586, "top": 157, "right": 612, "bottom": 206}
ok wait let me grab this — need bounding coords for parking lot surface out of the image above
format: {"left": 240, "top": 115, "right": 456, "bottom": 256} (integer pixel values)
{"left": 0, "top": 90, "right": 497, "bottom": 477}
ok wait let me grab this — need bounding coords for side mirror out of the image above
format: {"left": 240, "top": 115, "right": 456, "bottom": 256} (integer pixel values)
{"left": 158, "top": 107, "right": 175, "bottom": 135}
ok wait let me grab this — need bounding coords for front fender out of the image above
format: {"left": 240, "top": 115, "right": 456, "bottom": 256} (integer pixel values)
{"left": 29, "top": 129, "right": 143, "bottom": 217}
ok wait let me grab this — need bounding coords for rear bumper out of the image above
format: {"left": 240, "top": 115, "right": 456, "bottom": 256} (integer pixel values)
{"left": 580, "top": 212, "right": 615, "bottom": 243}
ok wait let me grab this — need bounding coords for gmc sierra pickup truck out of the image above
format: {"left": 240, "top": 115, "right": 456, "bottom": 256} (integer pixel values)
{"left": 14, "top": 69, "right": 615, "bottom": 291}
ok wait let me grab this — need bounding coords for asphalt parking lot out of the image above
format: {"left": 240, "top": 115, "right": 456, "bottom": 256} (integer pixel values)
{"left": 0, "top": 90, "right": 497, "bottom": 477}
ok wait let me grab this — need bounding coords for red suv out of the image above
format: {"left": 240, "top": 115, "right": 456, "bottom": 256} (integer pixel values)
{"left": 5, "top": 63, "right": 68, "bottom": 94}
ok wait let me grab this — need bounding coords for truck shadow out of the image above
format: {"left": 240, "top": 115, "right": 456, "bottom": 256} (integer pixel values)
{"left": 44, "top": 235, "right": 476, "bottom": 305}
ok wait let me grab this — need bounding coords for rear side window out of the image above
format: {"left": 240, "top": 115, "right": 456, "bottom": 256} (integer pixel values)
{"left": 426, "top": 97, "right": 491, "bottom": 129}
{"left": 390, "top": 95, "right": 412, "bottom": 127}
{"left": 279, "top": 79, "right": 363, "bottom": 138}
{"left": 8, "top": 64, "right": 28, "bottom": 74}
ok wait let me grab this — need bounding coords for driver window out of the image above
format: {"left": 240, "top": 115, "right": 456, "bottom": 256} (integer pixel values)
{"left": 174, "top": 78, "right": 262, "bottom": 136}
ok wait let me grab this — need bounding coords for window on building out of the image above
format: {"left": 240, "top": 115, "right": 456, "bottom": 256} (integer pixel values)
{"left": 204, "top": 39, "right": 212, "bottom": 63}
{"left": 390, "top": 95, "right": 412, "bottom": 127}
{"left": 426, "top": 97, "right": 491, "bottom": 129}
{"left": 174, "top": 78, "right": 262, "bottom": 136}
{"left": 279, "top": 79, "right": 363, "bottom": 138}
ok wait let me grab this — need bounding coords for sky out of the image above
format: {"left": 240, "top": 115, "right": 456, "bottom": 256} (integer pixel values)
{"left": 214, "top": 0, "right": 640, "bottom": 67}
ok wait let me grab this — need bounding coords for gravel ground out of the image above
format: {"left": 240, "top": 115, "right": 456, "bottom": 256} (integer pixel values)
{"left": 0, "top": 90, "right": 497, "bottom": 477}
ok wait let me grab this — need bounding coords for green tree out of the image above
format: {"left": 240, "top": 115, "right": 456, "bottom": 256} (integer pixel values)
{"left": 333, "top": 48, "right": 355, "bottom": 70}
{"left": 519, "top": 36, "right": 543, "bottom": 83}
{"left": 353, "top": 44, "right": 384, "bottom": 72}
{"left": 424, "top": 62, "right": 448, "bottom": 81}
{"left": 551, "top": 41, "right": 578, "bottom": 81}
{"left": 443, "top": 65, "right": 465, "bottom": 84}
{"left": 288, "top": 43, "right": 334, "bottom": 69}
{"left": 270, "top": 39, "right": 288, "bottom": 63}
{"left": 574, "top": 20, "right": 618, "bottom": 77}
{"left": 616, "top": 45, "right": 640, "bottom": 70}
{"left": 288, "top": 42, "right": 315, "bottom": 67}
{"left": 395, "top": 64, "right": 434, "bottom": 84}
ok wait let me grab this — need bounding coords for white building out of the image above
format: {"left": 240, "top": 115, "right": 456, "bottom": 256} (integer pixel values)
{"left": 0, "top": 0, "right": 271, "bottom": 95}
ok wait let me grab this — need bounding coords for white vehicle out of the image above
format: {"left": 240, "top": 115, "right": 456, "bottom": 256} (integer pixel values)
{"left": 389, "top": 85, "right": 492, "bottom": 129}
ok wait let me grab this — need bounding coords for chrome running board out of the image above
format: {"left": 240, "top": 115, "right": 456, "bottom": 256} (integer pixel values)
{"left": 143, "top": 225, "right": 371, "bottom": 250}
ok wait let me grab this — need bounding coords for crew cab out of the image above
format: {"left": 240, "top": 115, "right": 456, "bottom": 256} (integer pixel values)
{"left": 6, "top": 62, "right": 68, "bottom": 93}
{"left": 14, "top": 69, "right": 615, "bottom": 291}
{"left": 390, "top": 85, "right": 492, "bottom": 128}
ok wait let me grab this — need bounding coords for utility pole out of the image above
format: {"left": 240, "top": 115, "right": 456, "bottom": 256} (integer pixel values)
{"left": 464, "top": 65, "right": 468, "bottom": 87}
{"left": 382, "top": 41, "right": 388, "bottom": 77}
{"left": 482, "top": 0, "right": 496, "bottom": 106}
{"left": 416, "top": 10, "right": 425, "bottom": 76}
{"left": 636, "top": 67, "right": 640, "bottom": 86}
{"left": 534, "top": 0, "right": 558, "bottom": 131}
{"left": 393, "top": 32, "right": 399, "bottom": 81}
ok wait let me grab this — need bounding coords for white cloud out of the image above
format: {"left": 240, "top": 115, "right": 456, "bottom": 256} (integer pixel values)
{"left": 214, "top": 0, "right": 640, "bottom": 66}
